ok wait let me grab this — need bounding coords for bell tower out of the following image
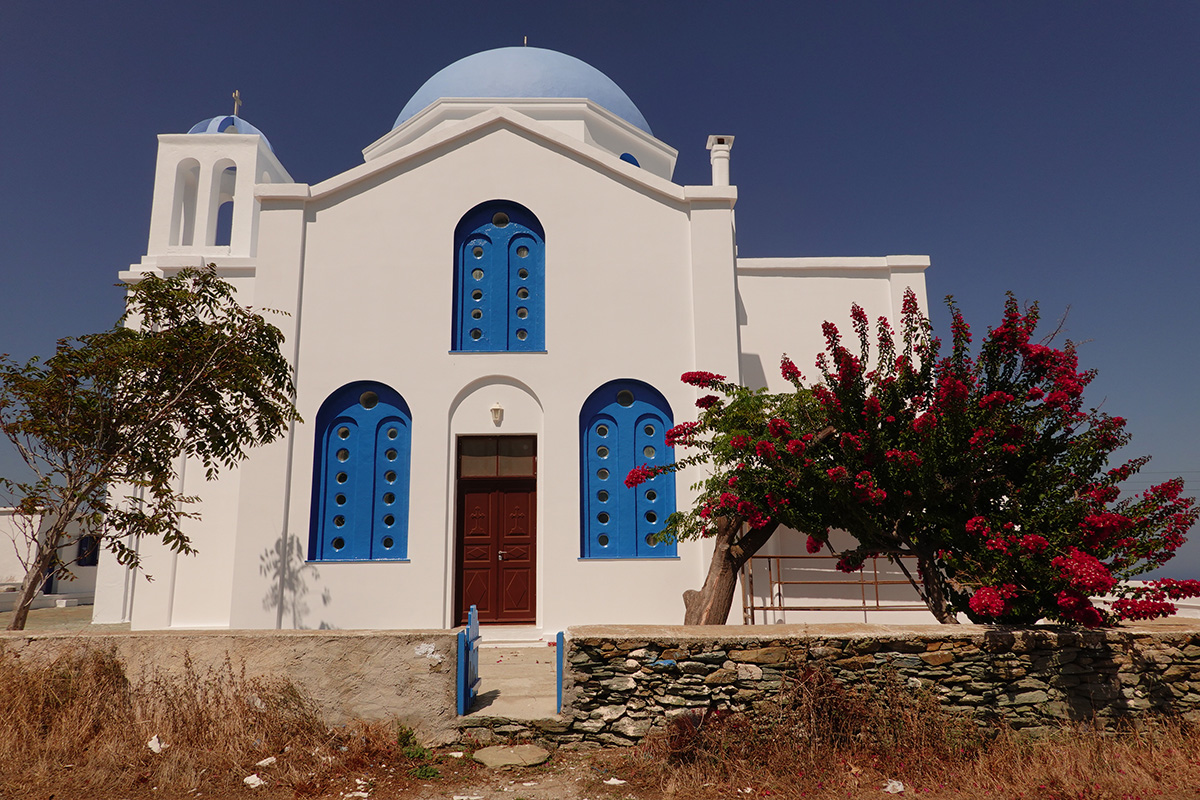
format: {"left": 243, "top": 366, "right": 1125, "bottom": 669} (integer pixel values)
{"left": 136, "top": 107, "right": 291, "bottom": 273}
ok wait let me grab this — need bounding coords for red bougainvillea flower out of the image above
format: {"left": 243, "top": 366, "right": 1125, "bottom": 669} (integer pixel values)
{"left": 1052, "top": 547, "right": 1116, "bottom": 594}
{"left": 1018, "top": 534, "right": 1049, "bottom": 554}
{"left": 768, "top": 418, "right": 792, "bottom": 438}
{"left": 780, "top": 355, "right": 804, "bottom": 382}
{"left": 969, "top": 586, "right": 1007, "bottom": 618}
{"left": 681, "top": 371, "right": 726, "bottom": 389}
{"left": 624, "top": 465, "right": 657, "bottom": 488}
{"left": 664, "top": 421, "right": 699, "bottom": 448}
{"left": 695, "top": 394, "right": 720, "bottom": 410}
{"left": 806, "top": 535, "right": 823, "bottom": 554}
{"left": 729, "top": 435, "right": 751, "bottom": 451}
{"left": 826, "top": 466, "right": 849, "bottom": 482}
{"left": 755, "top": 440, "right": 778, "bottom": 460}
{"left": 836, "top": 553, "right": 865, "bottom": 573}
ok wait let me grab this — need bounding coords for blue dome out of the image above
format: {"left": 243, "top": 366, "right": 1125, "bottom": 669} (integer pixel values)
{"left": 187, "top": 115, "right": 273, "bottom": 152}
{"left": 394, "top": 47, "right": 651, "bottom": 134}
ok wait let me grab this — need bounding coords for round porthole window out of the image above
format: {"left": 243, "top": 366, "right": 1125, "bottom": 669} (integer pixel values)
{"left": 471, "top": 309, "right": 482, "bottom": 320}
{"left": 472, "top": 289, "right": 483, "bottom": 301}
{"left": 472, "top": 268, "right": 484, "bottom": 281}
{"left": 359, "top": 391, "right": 378, "bottom": 409}
{"left": 645, "top": 489, "right": 657, "bottom": 501}
{"left": 336, "top": 448, "right": 349, "bottom": 462}
{"left": 516, "top": 245, "right": 529, "bottom": 257}
{"left": 645, "top": 534, "right": 656, "bottom": 546}
{"left": 470, "top": 329, "right": 483, "bottom": 340}
{"left": 597, "top": 512, "right": 610, "bottom": 523}
{"left": 516, "top": 287, "right": 529, "bottom": 299}
{"left": 337, "top": 427, "right": 350, "bottom": 439}
{"left": 645, "top": 511, "right": 658, "bottom": 523}
{"left": 598, "top": 534, "right": 609, "bottom": 546}
{"left": 332, "top": 537, "right": 345, "bottom": 550}
{"left": 596, "top": 424, "right": 609, "bottom": 437}
{"left": 616, "top": 390, "right": 634, "bottom": 407}
{"left": 335, "top": 494, "right": 347, "bottom": 506}
{"left": 644, "top": 446, "right": 656, "bottom": 458}
{"left": 382, "top": 536, "right": 394, "bottom": 549}
{"left": 518, "top": 268, "right": 528, "bottom": 279}
{"left": 644, "top": 425, "right": 655, "bottom": 436}
{"left": 385, "top": 470, "right": 397, "bottom": 483}
{"left": 597, "top": 490, "right": 609, "bottom": 502}
{"left": 492, "top": 212, "right": 510, "bottom": 227}
{"left": 383, "top": 492, "right": 395, "bottom": 504}
{"left": 597, "top": 468, "right": 609, "bottom": 480}
{"left": 383, "top": 514, "right": 395, "bottom": 526}
{"left": 333, "top": 515, "right": 345, "bottom": 528}
{"left": 336, "top": 472, "right": 348, "bottom": 484}
{"left": 387, "top": 428, "right": 398, "bottom": 440}
{"left": 596, "top": 446, "right": 609, "bottom": 458}
{"left": 385, "top": 449, "right": 397, "bottom": 461}
{"left": 516, "top": 307, "right": 528, "bottom": 319}
{"left": 472, "top": 246, "right": 484, "bottom": 258}
{"left": 516, "top": 329, "right": 528, "bottom": 340}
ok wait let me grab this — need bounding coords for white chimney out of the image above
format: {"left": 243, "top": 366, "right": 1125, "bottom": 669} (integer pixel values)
{"left": 706, "top": 135, "right": 735, "bottom": 186}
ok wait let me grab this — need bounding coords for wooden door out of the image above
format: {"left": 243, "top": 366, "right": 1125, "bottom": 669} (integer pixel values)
{"left": 455, "top": 436, "right": 537, "bottom": 625}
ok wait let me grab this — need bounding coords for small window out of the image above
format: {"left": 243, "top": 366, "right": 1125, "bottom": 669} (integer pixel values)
{"left": 77, "top": 535, "right": 100, "bottom": 568}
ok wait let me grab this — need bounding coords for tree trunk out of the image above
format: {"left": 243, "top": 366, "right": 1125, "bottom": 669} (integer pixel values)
{"left": 916, "top": 551, "right": 959, "bottom": 624}
{"left": 7, "top": 556, "right": 47, "bottom": 631}
{"left": 683, "top": 518, "right": 778, "bottom": 625}
{"left": 6, "top": 523, "right": 62, "bottom": 632}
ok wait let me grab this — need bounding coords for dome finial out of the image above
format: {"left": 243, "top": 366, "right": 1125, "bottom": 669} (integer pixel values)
{"left": 232, "top": 89, "right": 242, "bottom": 117}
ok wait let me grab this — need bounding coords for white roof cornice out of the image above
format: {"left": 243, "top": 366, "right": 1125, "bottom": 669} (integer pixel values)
{"left": 297, "top": 107, "right": 716, "bottom": 208}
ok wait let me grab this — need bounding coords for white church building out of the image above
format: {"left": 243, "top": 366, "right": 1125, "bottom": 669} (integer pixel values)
{"left": 92, "top": 47, "right": 930, "bottom": 634}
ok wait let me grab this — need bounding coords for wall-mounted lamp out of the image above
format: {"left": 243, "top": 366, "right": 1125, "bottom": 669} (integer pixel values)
{"left": 490, "top": 402, "right": 504, "bottom": 426}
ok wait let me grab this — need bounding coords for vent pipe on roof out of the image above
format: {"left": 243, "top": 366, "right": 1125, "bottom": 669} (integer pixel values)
{"left": 706, "top": 135, "right": 735, "bottom": 186}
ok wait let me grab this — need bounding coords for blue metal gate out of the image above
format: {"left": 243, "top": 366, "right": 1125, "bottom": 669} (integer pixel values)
{"left": 456, "top": 605, "right": 481, "bottom": 715}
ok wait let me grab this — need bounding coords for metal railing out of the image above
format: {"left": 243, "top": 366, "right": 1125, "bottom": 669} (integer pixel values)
{"left": 740, "top": 553, "right": 928, "bottom": 624}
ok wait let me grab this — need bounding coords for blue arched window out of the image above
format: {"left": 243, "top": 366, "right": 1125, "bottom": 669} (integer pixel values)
{"left": 453, "top": 200, "right": 545, "bottom": 352}
{"left": 580, "top": 380, "right": 676, "bottom": 558}
{"left": 310, "top": 382, "right": 412, "bottom": 561}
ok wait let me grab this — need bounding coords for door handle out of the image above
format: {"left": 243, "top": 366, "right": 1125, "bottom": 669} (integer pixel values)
{"left": 498, "top": 550, "right": 507, "bottom": 561}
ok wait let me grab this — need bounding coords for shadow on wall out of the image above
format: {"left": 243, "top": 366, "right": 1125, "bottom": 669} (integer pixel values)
{"left": 259, "top": 534, "right": 332, "bottom": 630}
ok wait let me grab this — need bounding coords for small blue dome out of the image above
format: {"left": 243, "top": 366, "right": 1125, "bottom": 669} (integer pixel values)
{"left": 394, "top": 47, "right": 651, "bottom": 134}
{"left": 187, "top": 115, "right": 273, "bottom": 152}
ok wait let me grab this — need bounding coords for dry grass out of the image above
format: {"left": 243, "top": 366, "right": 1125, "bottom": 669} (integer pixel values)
{"left": 0, "top": 644, "right": 417, "bottom": 798}
{"left": 615, "top": 666, "right": 1200, "bottom": 799}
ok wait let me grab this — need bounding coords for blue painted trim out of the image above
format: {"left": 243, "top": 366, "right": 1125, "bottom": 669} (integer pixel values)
{"left": 619, "top": 152, "right": 640, "bottom": 167}
{"left": 456, "top": 630, "right": 467, "bottom": 716}
{"left": 556, "top": 631, "right": 565, "bottom": 714}
{"left": 457, "top": 605, "right": 481, "bottom": 716}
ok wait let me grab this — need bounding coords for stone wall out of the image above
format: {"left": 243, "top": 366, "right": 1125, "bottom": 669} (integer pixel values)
{"left": 560, "top": 623, "right": 1200, "bottom": 745}
{"left": 0, "top": 630, "right": 460, "bottom": 744}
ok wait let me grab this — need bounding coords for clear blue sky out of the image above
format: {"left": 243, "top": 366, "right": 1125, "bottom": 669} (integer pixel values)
{"left": 1, "top": 2, "right": 1197, "bottom": 575}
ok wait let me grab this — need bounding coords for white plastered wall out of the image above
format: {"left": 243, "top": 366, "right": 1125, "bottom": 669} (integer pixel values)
{"left": 212, "top": 120, "right": 731, "bottom": 633}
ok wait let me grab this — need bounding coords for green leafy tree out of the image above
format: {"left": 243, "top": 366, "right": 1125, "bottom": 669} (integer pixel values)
{"left": 632, "top": 290, "right": 1198, "bottom": 625}
{"left": 0, "top": 267, "right": 300, "bottom": 631}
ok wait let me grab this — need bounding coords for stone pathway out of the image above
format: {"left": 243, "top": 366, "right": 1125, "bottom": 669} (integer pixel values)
{"left": 468, "top": 645, "right": 559, "bottom": 720}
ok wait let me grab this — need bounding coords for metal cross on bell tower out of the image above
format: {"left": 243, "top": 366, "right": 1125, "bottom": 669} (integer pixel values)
{"left": 232, "top": 89, "right": 242, "bottom": 117}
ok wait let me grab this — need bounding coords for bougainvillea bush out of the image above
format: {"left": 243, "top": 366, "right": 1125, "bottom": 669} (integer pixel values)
{"left": 633, "top": 290, "right": 1198, "bottom": 626}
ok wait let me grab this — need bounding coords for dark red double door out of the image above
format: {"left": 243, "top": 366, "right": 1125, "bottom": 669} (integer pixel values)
{"left": 455, "top": 437, "right": 536, "bottom": 625}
